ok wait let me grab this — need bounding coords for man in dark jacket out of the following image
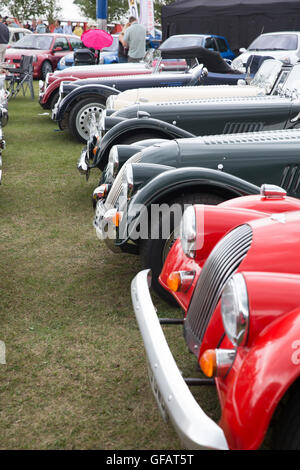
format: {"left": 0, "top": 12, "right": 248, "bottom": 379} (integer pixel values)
{"left": 0, "top": 17, "right": 9, "bottom": 65}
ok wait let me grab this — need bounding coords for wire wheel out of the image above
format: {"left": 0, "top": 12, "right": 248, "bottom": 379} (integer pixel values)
{"left": 69, "top": 98, "right": 105, "bottom": 142}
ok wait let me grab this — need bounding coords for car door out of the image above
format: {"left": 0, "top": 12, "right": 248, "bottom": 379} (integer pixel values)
{"left": 52, "top": 37, "right": 71, "bottom": 67}
{"left": 215, "top": 37, "right": 234, "bottom": 61}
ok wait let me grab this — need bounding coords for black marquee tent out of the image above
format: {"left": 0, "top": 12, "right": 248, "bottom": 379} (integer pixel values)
{"left": 161, "top": 0, "right": 300, "bottom": 53}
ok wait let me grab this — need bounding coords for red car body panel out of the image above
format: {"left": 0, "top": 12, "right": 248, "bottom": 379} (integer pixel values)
{"left": 160, "top": 195, "right": 300, "bottom": 311}
{"left": 159, "top": 194, "right": 300, "bottom": 449}
{"left": 5, "top": 34, "right": 77, "bottom": 79}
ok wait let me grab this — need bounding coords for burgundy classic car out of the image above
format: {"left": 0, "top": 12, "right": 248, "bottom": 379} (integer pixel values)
{"left": 131, "top": 186, "right": 300, "bottom": 450}
{"left": 39, "top": 62, "right": 153, "bottom": 109}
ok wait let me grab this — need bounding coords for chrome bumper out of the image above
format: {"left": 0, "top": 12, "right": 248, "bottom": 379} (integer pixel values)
{"left": 93, "top": 200, "right": 121, "bottom": 253}
{"left": 51, "top": 96, "right": 61, "bottom": 121}
{"left": 77, "top": 148, "right": 89, "bottom": 178}
{"left": 131, "top": 269, "right": 229, "bottom": 450}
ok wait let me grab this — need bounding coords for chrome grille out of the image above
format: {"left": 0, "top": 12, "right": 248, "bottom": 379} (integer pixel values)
{"left": 184, "top": 224, "right": 253, "bottom": 355}
{"left": 105, "top": 152, "right": 142, "bottom": 208}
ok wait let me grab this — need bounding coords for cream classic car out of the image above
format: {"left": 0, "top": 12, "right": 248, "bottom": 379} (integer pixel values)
{"left": 105, "top": 58, "right": 284, "bottom": 111}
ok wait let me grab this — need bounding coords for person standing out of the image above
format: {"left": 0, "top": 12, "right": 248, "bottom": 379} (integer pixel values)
{"left": 30, "top": 18, "right": 37, "bottom": 32}
{"left": 63, "top": 21, "right": 73, "bottom": 35}
{"left": 54, "top": 20, "right": 63, "bottom": 33}
{"left": 118, "top": 22, "right": 131, "bottom": 63}
{"left": 73, "top": 22, "right": 83, "bottom": 37}
{"left": 36, "top": 18, "right": 46, "bottom": 34}
{"left": 0, "top": 17, "right": 9, "bottom": 66}
{"left": 123, "top": 16, "right": 146, "bottom": 63}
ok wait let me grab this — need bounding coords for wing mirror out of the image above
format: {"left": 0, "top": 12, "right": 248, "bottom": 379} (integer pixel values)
{"left": 239, "top": 47, "right": 246, "bottom": 53}
{"left": 53, "top": 46, "right": 63, "bottom": 52}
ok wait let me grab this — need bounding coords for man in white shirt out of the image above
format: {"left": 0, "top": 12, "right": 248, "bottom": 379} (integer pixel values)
{"left": 123, "top": 16, "right": 146, "bottom": 63}
{"left": 63, "top": 21, "right": 73, "bottom": 35}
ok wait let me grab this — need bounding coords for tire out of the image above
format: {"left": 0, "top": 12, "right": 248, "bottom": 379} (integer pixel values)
{"left": 273, "top": 382, "right": 300, "bottom": 449}
{"left": 49, "top": 90, "right": 59, "bottom": 110}
{"left": 140, "top": 192, "right": 225, "bottom": 305}
{"left": 41, "top": 61, "right": 53, "bottom": 80}
{"left": 68, "top": 97, "right": 106, "bottom": 143}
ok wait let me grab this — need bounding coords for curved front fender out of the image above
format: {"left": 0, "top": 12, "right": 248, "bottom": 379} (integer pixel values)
{"left": 220, "top": 307, "right": 300, "bottom": 450}
{"left": 56, "top": 84, "right": 120, "bottom": 122}
{"left": 94, "top": 118, "right": 194, "bottom": 170}
{"left": 119, "top": 167, "right": 260, "bottom": 244}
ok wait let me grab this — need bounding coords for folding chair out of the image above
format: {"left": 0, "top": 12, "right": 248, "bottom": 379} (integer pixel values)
{"left": 5, "top": 55, "right": 34, "bottom": 100}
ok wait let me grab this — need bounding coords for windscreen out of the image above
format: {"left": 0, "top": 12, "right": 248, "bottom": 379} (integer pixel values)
{"left": 12, "top": 34, "right": 53, "bottom": 50}
{"left": 248, "top": 34, "right": 298, "bottom": 51}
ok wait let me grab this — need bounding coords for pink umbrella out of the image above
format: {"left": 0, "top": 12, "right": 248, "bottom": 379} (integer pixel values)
{"left": 81, "top": 29, "right": 113, "bottom": 51}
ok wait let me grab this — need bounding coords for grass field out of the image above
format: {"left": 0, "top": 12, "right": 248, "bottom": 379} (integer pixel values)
{"left": 0, "top": 82, "right": 220, "bottom": 450}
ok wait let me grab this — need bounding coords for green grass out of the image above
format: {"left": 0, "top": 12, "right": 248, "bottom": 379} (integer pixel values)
{"left": 0, "top": 83, "right": 220, "bottom": 449}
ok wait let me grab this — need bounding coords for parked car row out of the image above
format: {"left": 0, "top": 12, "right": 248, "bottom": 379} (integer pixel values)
{"left": 0, "top": 74, "right": 8, "bottom": 185}
{"left": 35, "top": 32, "right": 300, "bottom": 449}
{"left": 47, "top": 42, "right": 258, "bottom": 143}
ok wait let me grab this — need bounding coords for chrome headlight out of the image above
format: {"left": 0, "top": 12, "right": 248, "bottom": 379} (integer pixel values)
{"left": 99, "top": 55, "right": 104, "bottom": 64}
{"left": 45, "top": 73, "right": 50, "bottom": 88}
{"left": 99, "top": 109, "right": 106, "bottom": 132}
{"left": 107, "top": 146, "right": 119, "bottom": 180}
{"left": 122, "top": 163, "right": 134, "bottom": 201}
{"left": 231, "top": 57, "right": 245, "bottom": 72}
{"left": 180, "top": 205, "right": 196, "bottom": 259}
{"left": 59, "top": 81, "right": 65, "bottom": 96}
{"left": 60, "top": 56, "right": 66, "bottom": 67}
{"left": 106, "top": 94, "right": 116, "bottom": 110}
{"left": 221, "top": 273, "right": 249, "bottom": 347}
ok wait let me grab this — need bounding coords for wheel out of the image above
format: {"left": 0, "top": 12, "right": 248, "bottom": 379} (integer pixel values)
{"left": 68, "top": 98, "right": 106, "bottom": 143}
{"left": 140, "top": 192, "right": 225, "bottom": 305}
{"left": 49, "top": 90, "right": 59, "bottom": 110}
{"left": 273, "top": 382, "right": 300, "bottom": 449}
{"left": 41, "top": 61, "right": 53, "bottom": 80}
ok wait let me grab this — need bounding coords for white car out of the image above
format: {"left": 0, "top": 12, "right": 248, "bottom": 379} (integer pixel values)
{"left": 232, "top": 31, "right": 300, "bottom": 72}
{"left": 8, "top": 27, "right": 32, "bottom": 45}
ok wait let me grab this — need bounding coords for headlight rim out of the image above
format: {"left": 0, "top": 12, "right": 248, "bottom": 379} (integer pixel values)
{"left": 180, "top": 205, "right": 197, "bottom": 259}
{"left": 221, "top": 272, "right": 249, "bottom": 347}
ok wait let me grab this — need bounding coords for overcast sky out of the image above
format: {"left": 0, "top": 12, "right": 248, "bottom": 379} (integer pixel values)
{"left": 57, "top": 0, "right": 89, "bottom": 21}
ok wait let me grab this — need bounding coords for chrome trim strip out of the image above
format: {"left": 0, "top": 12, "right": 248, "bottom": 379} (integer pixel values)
{"left": 131, "top": 269, "right": 229, "bottom": 450}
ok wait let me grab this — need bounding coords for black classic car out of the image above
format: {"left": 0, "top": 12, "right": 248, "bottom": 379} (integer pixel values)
{"left": 52, "top": 45, "right": 250, "bottom": 142}
{"left": 93, "top": 128, "right": 300, "bottom": 302}
{"left": 80, "top": 59, "right": 295, "bottom": 176}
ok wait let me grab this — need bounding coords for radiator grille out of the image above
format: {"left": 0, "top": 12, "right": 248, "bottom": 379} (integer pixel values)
{"left": 184, "top": 224, "right": 253, "bottom": 355}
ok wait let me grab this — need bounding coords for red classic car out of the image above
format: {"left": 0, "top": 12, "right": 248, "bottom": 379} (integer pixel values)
{"left": 39, "top": 62, "right": 153, "bottom": 110}
{"left": 5, "top": 33, "right": 83, "bottom": 80}
{"left": 131, "top": 185, "right": 300, "bottom": 450}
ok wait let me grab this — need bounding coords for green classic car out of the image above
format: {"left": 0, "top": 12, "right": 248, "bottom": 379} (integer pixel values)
{"left": 78, "top": 59, "right": 296, "bottom": 177}
{"left": 93, "top": 128, "right": 300, "bottom": 303}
